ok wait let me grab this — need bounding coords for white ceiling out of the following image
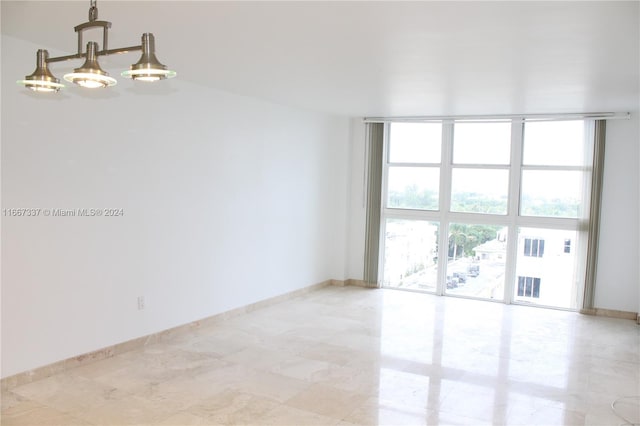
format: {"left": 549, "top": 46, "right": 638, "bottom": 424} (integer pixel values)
{"left": 3, "top": 1, "right": 639, "bottom": 117}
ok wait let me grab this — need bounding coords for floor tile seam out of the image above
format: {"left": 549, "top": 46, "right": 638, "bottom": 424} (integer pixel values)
{"left": 424, "top": 406, "right": 493, "bottom": 425}
{"left": 162, "top": 410, "right": 210, "bottom": 425}
{"left": 74, "top": 392, "right": 180, "bottom": 425}
{"left": 0, "top": 396, "right": 58, "bottom": 416}
{"left": 180, "top": 387, "right": 277, "bottom": 415}
{"left": 445, "top": 374, "right": 591, "bottom": 406}
{"left": 280, "top": 390, "right": 369, "bottom": 424}
{"left": 11, "top": 378, "right": 145, "bottom": 417}
{"left": 1, "top": 395, "right": 99, "bottom": 425}
{"left": 334, "top": 396, "right": 376, "bottom": 425}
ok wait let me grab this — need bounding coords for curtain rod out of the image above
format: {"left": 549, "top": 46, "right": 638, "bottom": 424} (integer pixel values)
{"left": 363, "top": 112, "right": 631, "bottom": 123}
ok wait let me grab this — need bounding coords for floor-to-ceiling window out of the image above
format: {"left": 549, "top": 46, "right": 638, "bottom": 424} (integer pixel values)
{"left": 381, "top": 119, "right": 594, "bottom": 310}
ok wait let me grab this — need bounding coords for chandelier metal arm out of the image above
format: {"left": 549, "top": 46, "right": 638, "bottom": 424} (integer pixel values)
{"left": 52, "top": 13, "right": 143, "bottom": 64}
{"left": 75, "top": 20, "right": 112, "bottom": 55}
{"left": 45, "top": 52, "right": 85, "bottom": 64}
{"left": 44, "top": 44, "right": 143, "bottom": 64}
{"left": 99, "top": 45, "right": 143, "bottom": 57}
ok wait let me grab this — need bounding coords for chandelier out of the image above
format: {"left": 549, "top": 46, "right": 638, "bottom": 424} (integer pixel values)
{"left": 17, "top": 0, "right": 176, "bottom": 93}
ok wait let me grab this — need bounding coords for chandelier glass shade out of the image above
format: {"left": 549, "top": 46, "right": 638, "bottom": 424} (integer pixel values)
{"left": 121, "top": 33, "right": 177, "bottom": 82}
{"left": 16, "top": 50, "right": 65, "bottom": 92}
{"left": 63, "top": 41, "right": 117, "bottom": 88}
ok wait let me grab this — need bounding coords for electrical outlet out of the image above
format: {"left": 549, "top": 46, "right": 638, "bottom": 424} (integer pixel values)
{"left": 137, "top": 296, "right": 145, "bottom": 310}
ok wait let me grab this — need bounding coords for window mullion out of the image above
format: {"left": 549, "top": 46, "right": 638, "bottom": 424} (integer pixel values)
{"left": 504, "top": 119, "right": 523, "bottom": 304}
{"left": 387, "top": 162, "right": 440, "bottom": 168}
{"left": 436, "top": 121, "right": 454, "bottom": 295}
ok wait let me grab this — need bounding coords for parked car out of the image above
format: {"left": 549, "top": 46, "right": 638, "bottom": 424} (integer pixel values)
{"left": 467, "top": 264, "right": 480, "bottom": 277}
{"left": 453, "top": 272, "right": 467, "bottom": 283}
{"left": 446, "top": 276, "right": 459, "bottom": 289}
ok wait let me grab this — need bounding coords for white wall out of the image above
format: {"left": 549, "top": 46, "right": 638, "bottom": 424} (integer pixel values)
{"left": 346, "top": 117, "right": 640, "bottom": 314}
{"left": 1, "top": 36, "right": 350, "bottom": 378}
{"left": 594, "top": 113, "right": 640, "bottom": 313}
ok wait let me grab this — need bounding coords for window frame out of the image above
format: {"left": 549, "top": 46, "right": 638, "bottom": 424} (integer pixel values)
{"left": 523, "top": 238, "right": 545, "bottom": 258}
{"left": 517, "top": 276, "right": 541, "bottom": 298}
{"left": 379, "top": 119, "right": 594, "bottom": 310}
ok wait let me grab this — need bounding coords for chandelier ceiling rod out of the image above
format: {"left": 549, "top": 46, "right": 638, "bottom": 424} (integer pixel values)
{"left": 17, "top": 0, "right": 176, "bottom": 93}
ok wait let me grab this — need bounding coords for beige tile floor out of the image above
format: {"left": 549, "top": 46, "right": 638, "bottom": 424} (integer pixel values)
{"left": 2, "top": 286, "right": 639, "bottom": 426}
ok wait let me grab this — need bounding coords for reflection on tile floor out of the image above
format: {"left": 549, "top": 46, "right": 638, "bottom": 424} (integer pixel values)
{"left": 2, "top": 286, "right": 639, "bottom": 425}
